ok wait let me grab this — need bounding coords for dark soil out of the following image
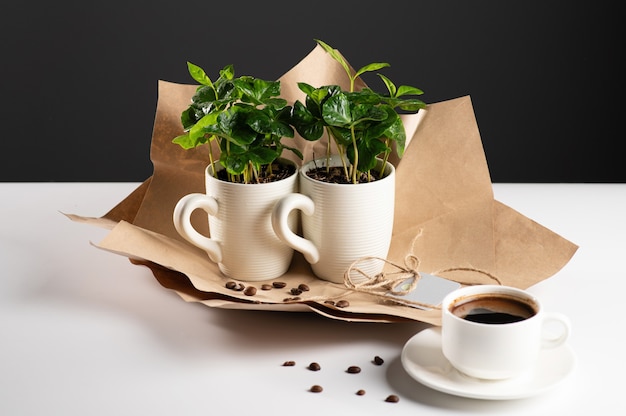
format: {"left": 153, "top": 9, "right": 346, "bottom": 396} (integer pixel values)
{"left": 306, "top": 166, "right": 383, "bottom": 184}
{"left": 216, "top": 162, "right": 296, "bottom": 183}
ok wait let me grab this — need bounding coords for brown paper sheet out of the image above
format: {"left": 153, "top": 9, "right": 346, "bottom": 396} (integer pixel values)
{"left": 68, "top": 45, "right": 578, "bottom": 324}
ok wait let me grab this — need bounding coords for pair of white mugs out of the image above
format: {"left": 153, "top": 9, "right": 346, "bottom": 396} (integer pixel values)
{"left": 173, "top": 156, "right": 394, "bottom": 283}
{"left": 441, "top": 284, "right": 571, "bottom": 380}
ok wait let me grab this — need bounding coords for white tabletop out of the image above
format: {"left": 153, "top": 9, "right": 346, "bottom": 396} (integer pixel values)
{"left": 1, "top": 183, "right": 624, "bottom": 415}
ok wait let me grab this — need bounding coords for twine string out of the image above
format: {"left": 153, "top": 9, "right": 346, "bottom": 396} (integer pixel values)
{"left": 343, "top": 254, "right": 502, "bottom": 309}
{"left": 344, "top": 255, "right": 422, "bottom": 295}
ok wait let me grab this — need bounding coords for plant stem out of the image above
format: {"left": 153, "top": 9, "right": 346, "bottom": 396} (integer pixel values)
{"left": 379, "top": 138, "right": 391, "bottom": 178}
{"left": 325, "top": 129, "right": 332, "bottom": 174}
{"left": 350, "top": 126, "right": 358, "bottom": 184}
{"left": 209, "top": 135, "right": 217, "bottom": 178}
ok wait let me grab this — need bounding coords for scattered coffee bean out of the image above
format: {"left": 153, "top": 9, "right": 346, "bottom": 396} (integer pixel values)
{"left": 298, "top": 283, "right": 310, "bottom": 292}
{"left": 336, "top": 300, "right": 350, "bottom": 308}
{"left": 373, "top": 356, "right": 384, "bottom": 365}
{"left": 272, "top": 281, "right": 287, "bottom": 288}
{"left": 243, "top": 286, "right": 257, "bottom": 296}
{"left": 282, "top": 296, "right": 301, "bottom": 302}
{"left": 310, "top": 385, "right": 323, "bottom": 393}
{"left": 308, "top": 362, "right": 321, "bottom": 371}
{"left": 290, "top": 287, "right": 302, "bottom": 295}
{"left": 356, "top": 389, "right": 366, "bottom": 396}
{"left": 324, "top": 300, "right": 335, "bottom": 306}
{"left": 385, "top": 394, "right": 400, "bottom": 403}
{"left": 235, "top": 283, "right": 245, "bottom": 291}
{"left": 282, "top": 360, "right": 296, "bottom": 367}
{"left": 346, "top": 366, "right": 361, "bottom": 374}
{"left": 261, "top": 284, "right": 273, "bottom": 290}
{"left": 225, "top": 281, "right": 237, "bottom": 290}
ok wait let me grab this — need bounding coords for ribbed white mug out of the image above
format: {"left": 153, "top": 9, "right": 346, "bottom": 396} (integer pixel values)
{"left": 173, "top": 159, "right": 298, "bottom": 281}
{"left": 272, "top": 156, "right": 395, "bottom": 284}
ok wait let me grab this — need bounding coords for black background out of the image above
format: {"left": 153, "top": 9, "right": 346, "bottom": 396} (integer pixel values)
{"left": 1, "top": 1, "right": 623, "bottom": 182}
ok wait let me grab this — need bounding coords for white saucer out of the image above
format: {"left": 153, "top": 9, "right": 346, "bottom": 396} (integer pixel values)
{"left": 400, "top": 327, "right": 576, "bottom": 400}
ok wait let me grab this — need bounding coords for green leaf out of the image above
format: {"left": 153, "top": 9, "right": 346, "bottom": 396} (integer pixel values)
{"left": 272, "top": 106, "right": 296, "bottom": 138}
{"left": 282, "top": 144, "right": 304, "bottom": 160}
{"left": 172, "top": 133, "right": 196, "bottom": 149}
{"left": 246, "top": 109, "right": 272, "bottom": 134}
{"left": 218, "top": 64, "right": 235, "bottom": 81}
{"left": 328, "top": 126, "right": 352, "bottom": 147}
{"left": 189, "top": 112, "right": 219, "bottom": 144}
{"left": 297, "top": 82, "right": 316, "bottom": 96}
{"left": 263, "top": 97, "right": 288, "bottom": 109}
{"left": 218, "top": 109, "right": 257, "bottom": 147}
{"left": 356, "top": 139, "right": 389, "bottom": 172}
{"left": 396, "top": 85, "right": 424, "bottom": 97}
{"left": 234, "top": 78, "right": 282, "bottom": 105}
{"left": 377, "top": 74, "right": 397, "bottom": 97}
{"left": 187, "top": 62, "right": 213, "bottom": 87}
{"left": 350, "top": 104, "right": 387, "bottom": 128}
{"left": 291, "top": 102, "right": 325, "bottom": 141}
{"left": 180, "top": 107, "right": 196, "bottom": 131}
{"left": 315, "top": 39, "right": 352, "bottom": 79}
{"left": 191, "top": 85, "right": 218, "bottom": 106}
{"left": 322, "top": 94, "right": 352, "bottom": 126}
{"left": 247, "top": 107, "right": 294, "bottom": 139}
{"left": 355, "top": 62, "right": 390, "bottom": 78}
{"left": 382, "top": 111, "right": 406, "bottom": 157}
{"left": 304, "top": 85, "right": 341, "bottom": 118}
{"left": 249, "top": 146, "right": 279, "bottom": 165}
{"left": 221, "top": 153, "right": 247, "bottom": 176}
{"left": 346, "top": 89, "right": 381, "bottom": 105}
{"left": 397, "top": 99, "right": 427, "bottom": 112}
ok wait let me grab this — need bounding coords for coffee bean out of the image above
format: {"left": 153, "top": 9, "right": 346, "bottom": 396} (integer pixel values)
{"left": 356, "top": 389, "right": 366, "bottom": 396}
{"left": 235, "top": 283, "right": 245, "bottom": 291}
{"left": 324, "top": 300, "right": 335, "bottom": 306}
{"left": 385, "top": 394, "right": 399, "bottom": 403}
{"left": 298, "top": 283, "right": 310, "bottom": 291}
{"left": 282, "top": 360, "right": 296, "bottom": 366}
{"left": 290, "top": 287, "right": 302, "bottom": 295}
{"left": 373, "top": 356, "right": 384, "bottom": 365}
{"left": 308, "top": 362, "right": 321, "bottom": 371}
{"left": 261, "top": 284, "right": 273, "bottom": 290}
{"left": 346, "top": 366, "right": 361, "bottom": 374}
{"left": 336, "top": 300, "right": 350, "bottom": 308}
{"left": 282, "top": 296, "right": 301, "bottom": 302}
{"left": 243, "top": 286, "right": 257, "bottom": 296}
{"left": 225, "top": 281, "right": 237, "bottom": 290}
{"left": 272, "top": 281, "right": 287, "bottom": 288}
{"left": 310, "top": 385, "right": 323, "bottom": 393}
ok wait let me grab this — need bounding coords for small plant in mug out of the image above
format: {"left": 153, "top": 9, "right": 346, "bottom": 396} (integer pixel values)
{"left": 173, "top": 62, "right": 302, "bottom": 184}
{"left": 290, "top": 39, "right": 426, "bottom": 184}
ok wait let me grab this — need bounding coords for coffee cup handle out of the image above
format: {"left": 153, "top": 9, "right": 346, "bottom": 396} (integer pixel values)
{"left": 172, "top": 193, "right": 222, "bottom": 263}
{"left": 541, "top": 312, "right": 571, "bottom": 349}
{"left": 271, "top": 193, "right": 319, "bottom": 264}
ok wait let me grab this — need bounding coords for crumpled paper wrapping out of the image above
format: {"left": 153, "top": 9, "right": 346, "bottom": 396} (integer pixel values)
{"left": 67, "top": 45, "right": 578, "bottom": 325}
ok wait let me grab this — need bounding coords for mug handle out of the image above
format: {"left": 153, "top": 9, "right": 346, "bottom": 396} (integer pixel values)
{"left": 271, "top": 193, "right": 319, "bottom": 264}
{"left": 172, "top": 193, "right": 222, "bottom": 263}
{"left": 541, "top": 312, "right": 571, "bottom": 349}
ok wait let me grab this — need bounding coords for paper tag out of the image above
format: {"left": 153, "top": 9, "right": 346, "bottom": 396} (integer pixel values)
{"left": 388, "top": 273, "right": 461, "bottom": 310}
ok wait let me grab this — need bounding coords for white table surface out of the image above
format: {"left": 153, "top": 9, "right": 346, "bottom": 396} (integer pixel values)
{"left": 1, "top": 182, "right": 624, "bottom": 415}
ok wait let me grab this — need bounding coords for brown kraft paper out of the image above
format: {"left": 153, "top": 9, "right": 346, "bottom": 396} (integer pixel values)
{"left": 66, "top": 44, "right": 578, "bottom": 324}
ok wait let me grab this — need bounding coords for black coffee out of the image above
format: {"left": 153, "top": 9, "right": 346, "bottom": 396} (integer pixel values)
{"left": 450, "top": 294, "right": 537, "bottom": 324}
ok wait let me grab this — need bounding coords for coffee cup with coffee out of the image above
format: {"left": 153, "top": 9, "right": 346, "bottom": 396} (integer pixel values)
{"left": 441, "top": 285, "right": 571, "bottom": 380}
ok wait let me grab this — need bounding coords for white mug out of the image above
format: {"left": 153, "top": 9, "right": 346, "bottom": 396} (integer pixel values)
{"left": 441, "top": 285, "right": 570, "bottom": 380}
{"left": 173, "top": 160, "right": 298, "bottom": 281}
{"left": 271, "top": 156, "right": 395, "bottom": 284}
